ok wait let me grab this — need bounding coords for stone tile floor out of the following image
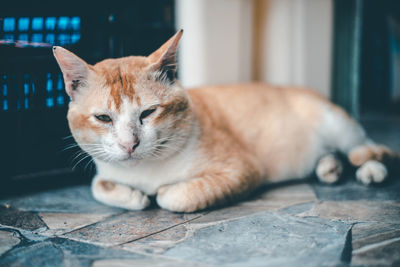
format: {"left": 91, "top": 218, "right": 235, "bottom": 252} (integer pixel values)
{"left": 0, "top": 117, "right": 399, "bottom": 266}
{"left": 1, "top": 178, "right": 399, "bottom": 266}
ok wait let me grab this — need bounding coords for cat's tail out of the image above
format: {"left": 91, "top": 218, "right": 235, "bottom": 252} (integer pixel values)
{"left": 320, "top": 104, "right": 400, "bottom": 185}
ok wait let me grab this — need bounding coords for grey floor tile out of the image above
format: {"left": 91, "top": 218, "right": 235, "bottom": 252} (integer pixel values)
{"left": 91, "top": 257, "right": 208, "bottom": 267}
{"left": 0, "top": 241, "right": 63, "bottom": 267}
{"left": 0, "top": 236, "right": 147, "bottom": 267}
{"left": 0, "top": 185, "right": 123, "bottom": 214}
{"left": 0, "top": 206, "right": 47, "bottom": 231}
{"left": 52, "top": 237, "right": 144, "bottom": 265}
{"left": 352, "top": 238, "right": 400, "bottom": 266}
{"left": 0, "top": 229, "right": 21, "bottom": 256}
{"left": 120, "top": 224, "right": 189, "bottom": 255}
{"left": 163, "top": 211, "right": 351, "bottom": 266}
{"left": 63, "top": 209, "right": 202, "bottom": 247}
{"left": 39, "top": 212, "right": 118, "bottom": 236}
{"left": 298, "top": 201, "right": 400, "bottom": 223}
{"left": 351, "top": 222, "right": 400, "bottom": 266}
{"left": 312, "top": 179, "right": 400, "bottom": 202}
{"left": 243, "top": 183, "right": 317, "bottom": 208}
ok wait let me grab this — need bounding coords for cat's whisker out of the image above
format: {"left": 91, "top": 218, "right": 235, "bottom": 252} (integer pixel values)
{"left": 70, "top": 149, "right": 94, "bottom": 167}
{"left": 154, "top": 144, "right": 182, "bottom": 154}
{"left": 61, "top": 143, "right": 104, "bottom": 153}
{"left": 70, "top": 150, "right": 84, "bottom": 162}
{"left": 62, "top": 135, "right": 74, "bottom": 140}
{"left": 84, "top": 157, "right": 96, "bottom": 172}
{"left": 61, "top": 144, "right": 80, "bottom": 152}
{"left": 71, "top": 155, "right": 86, "bottom": 166}
{"left": 72, "top": 153, "right": 92, "bottom": 170}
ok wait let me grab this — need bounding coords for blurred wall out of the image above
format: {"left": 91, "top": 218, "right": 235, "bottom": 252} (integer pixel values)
{"left": 176, "top": 0, "right": 333, "bottom": 98}
{"left": 175, "top": 0, "right": 253, "bottom": 88}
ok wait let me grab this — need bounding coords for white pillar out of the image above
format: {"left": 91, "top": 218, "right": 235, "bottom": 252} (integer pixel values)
{"left": 176, "top": 0, "right": 254, "bottom": 88}
{"left": 175, "top": 0, "right": 333, "bottom": 98}
{"left": 260, "top": 0, "right": 333, "bottom": 97}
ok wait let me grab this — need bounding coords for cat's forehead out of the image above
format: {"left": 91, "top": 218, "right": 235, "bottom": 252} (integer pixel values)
{"left": 92, "top": 56, "right": 156, "bottom": 111}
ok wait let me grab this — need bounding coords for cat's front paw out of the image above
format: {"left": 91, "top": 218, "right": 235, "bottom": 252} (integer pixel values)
{"left": 92, "top": 178, "right": 150, "bottom": 210}
{"left": 156, "top": 183, "right": 198, "bottom": 212}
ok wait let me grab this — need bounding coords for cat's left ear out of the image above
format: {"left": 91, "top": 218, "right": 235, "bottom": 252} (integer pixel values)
{"left": 147, "top": 29, "right": 183, "bottom": 81}
{"left": 53, "top": 46, "right": 91, "bottom": 100}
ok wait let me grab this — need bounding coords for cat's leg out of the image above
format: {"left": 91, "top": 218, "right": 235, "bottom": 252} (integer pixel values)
{"left": 348, "top": 144, "right": 398, "bottom": 185}
{"left": 91, "top": 175, "right": 150, "bottom": 210}
{"left": 156, "top": 165, "right": 261, "bottom": 212}
{"left": 320, "top": 104, "right": 399, "bottom": 185}
{"left": 316, "top": 154, "right": 343, "bottom": 184}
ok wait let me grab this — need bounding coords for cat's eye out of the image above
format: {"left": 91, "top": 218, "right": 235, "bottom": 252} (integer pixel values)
{"left": 95, "top": 114, "right": 112, "bottom": 123}
{"left": 139, "top": 108, "right": 156, "bottom": 124}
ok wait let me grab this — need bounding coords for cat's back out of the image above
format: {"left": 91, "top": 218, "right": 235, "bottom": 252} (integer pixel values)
{"left": 187, "top": 82, "right": 328, "bottom": 126}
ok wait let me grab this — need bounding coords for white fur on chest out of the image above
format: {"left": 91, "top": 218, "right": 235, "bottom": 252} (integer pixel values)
{"left": 94, "top": 137, "right": 198, "bottom": 195}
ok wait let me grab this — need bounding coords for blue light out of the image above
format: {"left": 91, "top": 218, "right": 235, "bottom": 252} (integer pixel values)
{"left": 32, "top": 17, "right": 44, "bottom": 30}
{"left": 24, "top": 74, "right": 30, "bottom": 94}
{"left": 57, "top": 74, "right": 63, "bottom": 90}
{"left": 32, "top": 34, "right": 43, "bottom": 43}
{"left": 45, "top": 33, "right": 55, "bottom": 44}
{"left": 58, "top": 17, "right": 69, "bottom": 30}
{"left": 3, "top": 100, "right": 8, "bottom": 111}
{"left": 3, "top": 34, "right": 14, "bottom": 41}
{"left": 57, "top": 34, "right": 69, "bottom": 45}
{"left": 70, "top": 17, "right": 81, "bottom": 30}
{"left": 18, "top": 17, "right": 30, "bottom": 31}
{"left": 45, "top": 17, "right": 56, "bottom": 30}
{"left": 2, "top": 75, "right": 6, "bottom": 97}
{"left": 57, "top": 95, "right": 64, "bottom": 106}
{"left": 23, "top": 75, "right": 30, "bottom": 109}
{"left": 46, "top": 98, "right": 54, "bottom": 108}
{"left": 71, "top": 33, "right": 81, "bottom": 43}
{"left": 24, "top": 82, "right": 29, "bottom": 95}
{"left": 46, "top": 73, "right": 52, "bottom": 92}
{"left": 3, "top": 18, "right": 15, "bottom": 32}
{"left": 18, "top": 34, "right": 28, "bottom": 41}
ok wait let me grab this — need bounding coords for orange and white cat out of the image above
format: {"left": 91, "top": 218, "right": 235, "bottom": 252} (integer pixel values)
{"left": 53, "top": 30, "right": 398, "bottom": 212}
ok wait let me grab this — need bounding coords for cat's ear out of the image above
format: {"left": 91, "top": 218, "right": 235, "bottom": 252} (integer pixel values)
{"left": 147, "top": 29, "right": 183, "bottom": 81}
{"left": 53, "top": 46, "right": 91, "bottom": 100}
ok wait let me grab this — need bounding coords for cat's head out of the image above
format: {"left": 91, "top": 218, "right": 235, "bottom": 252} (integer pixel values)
{"left": 54, "top": 30, "right": 193, "bottom": 165}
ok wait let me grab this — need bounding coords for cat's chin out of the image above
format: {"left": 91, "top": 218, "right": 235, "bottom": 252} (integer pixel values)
{"left": 93, "top": 154, "right": 139, "bottom": 165}
{"left": 116, "top": 157, "right": 143, "bottom": 167}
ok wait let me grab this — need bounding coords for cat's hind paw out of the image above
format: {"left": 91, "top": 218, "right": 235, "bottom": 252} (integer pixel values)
{"left": 316, "top": 154, "right": 343, "bottom": 184}
{"left": 356, "top": 160, "right": 388, "bottom": 185}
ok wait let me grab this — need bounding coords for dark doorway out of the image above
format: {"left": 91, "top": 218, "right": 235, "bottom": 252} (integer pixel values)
{"left": 0, "top": 0, "right": 175, "bottom": 196}
{"left": 332, "top": 0, "right": 400, "bottom": 117}
{"left": 360, "top": 0, "right": 400, "bottom": 115}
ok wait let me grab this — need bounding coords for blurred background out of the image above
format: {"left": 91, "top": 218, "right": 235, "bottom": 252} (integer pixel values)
{"left": 1, "top": 0, "right": 399, "bottom": 195}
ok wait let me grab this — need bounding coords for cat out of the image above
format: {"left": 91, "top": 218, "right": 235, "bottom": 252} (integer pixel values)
{"left": 53, "top": 30, "right": 399, "bottom": 212}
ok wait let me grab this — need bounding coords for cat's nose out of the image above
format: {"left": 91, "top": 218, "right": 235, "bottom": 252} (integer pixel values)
{"left": 119, "top": 137, "right": 140, "bottom": 153}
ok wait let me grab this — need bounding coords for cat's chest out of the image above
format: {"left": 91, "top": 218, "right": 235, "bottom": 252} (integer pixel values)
{"left": 95, "top": 150, "right": 196, "bottom": 195}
